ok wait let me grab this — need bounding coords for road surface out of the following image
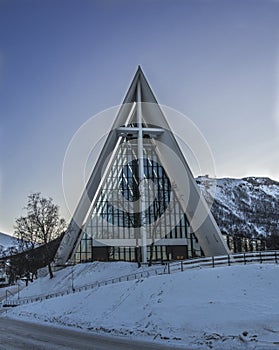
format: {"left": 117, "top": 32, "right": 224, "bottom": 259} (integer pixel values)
{"left": 0, "top": 318, "right": 186, "bottom": 350}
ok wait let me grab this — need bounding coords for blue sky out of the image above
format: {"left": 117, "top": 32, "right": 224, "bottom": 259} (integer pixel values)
{"left": 1, "top": 0, "right": 279, "bottom": 234}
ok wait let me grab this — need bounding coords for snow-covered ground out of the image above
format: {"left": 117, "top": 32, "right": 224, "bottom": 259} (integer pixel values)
{"left": 0, "top": 282, "right": 25, "bottom": 303}
{"left": 12, "top": 261, "right": 161, "bottom": 299}
{"left": 2, "top": 262, "right": 279, "bottom": 349}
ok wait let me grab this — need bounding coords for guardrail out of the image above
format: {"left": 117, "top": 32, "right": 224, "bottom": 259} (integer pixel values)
{"left": 2, "top": 250, "right": 278, "bottom": 307}
{"left": 2, "top": 264, "right": 166, "bottom": 307}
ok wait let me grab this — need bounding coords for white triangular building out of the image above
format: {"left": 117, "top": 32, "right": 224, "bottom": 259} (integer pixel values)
{"left": 55, "top": 67, "right": 230, "bottom": 266}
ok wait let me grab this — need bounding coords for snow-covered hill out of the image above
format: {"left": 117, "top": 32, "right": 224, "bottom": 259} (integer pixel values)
{"left": 4, "top": 261, "right": 279, "bottom": 349}
{"left": 0, "top": 232, "right": 17, "bottom": 256}
{"left": 13, "top": 261, "right": 155, "bottom": 299}
{"left": 196, "top": 176, "right": 279, "bottom": 237}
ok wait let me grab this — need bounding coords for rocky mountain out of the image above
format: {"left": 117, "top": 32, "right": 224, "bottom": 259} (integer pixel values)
{"left": 196, "top": 176, "right": 279, "bottom": 238}
{"left": 0, "top": 232, "right": 18, "bottom": 257}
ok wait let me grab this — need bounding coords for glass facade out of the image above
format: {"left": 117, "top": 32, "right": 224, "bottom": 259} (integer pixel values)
{"left": 74, "top": 133, "right": 203, "bottom": 263}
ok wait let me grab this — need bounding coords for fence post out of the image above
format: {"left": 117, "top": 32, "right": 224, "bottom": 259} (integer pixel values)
{"left": 228, "top": 254, "right": 231, "bottom": 266}
{"left": 260, "top": 251, "right": 262, "bottom": 264}
{"left": 244, "top": 253, "right": 246, "bottom": 265}
{"left": 167, "top": 263, "right": 170, "bottom": 274}
{"left": 275, "top": 251, "right": 278, "bottom": 264}
{"left": 181, "top": 261, "right": 184, "bottom": 272}
{"left": 212, "top": 256, "right": 215, "bottom": 268}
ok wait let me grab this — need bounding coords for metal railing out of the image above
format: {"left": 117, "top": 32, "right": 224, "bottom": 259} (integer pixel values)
{"left": 2, "top": 265, "right": 166, "bottom": 307}
{"left": 2, "top": 250, "right": 278, "bottom": 307}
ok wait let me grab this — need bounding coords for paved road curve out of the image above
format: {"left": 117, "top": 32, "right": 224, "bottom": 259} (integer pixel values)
{"left": 0, "top": 318, "right": 186, "bottom": 350}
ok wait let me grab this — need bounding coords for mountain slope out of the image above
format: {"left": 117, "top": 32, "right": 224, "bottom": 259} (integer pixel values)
{"left": 0, "top": 232, "right": 18, "bottom": 256}
{"left": 196, "top": 176, "right": 279, "bottom": 237}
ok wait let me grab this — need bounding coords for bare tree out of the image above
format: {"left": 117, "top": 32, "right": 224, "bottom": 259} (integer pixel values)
{"left": 14, "top": 193, "right": 66, "bottom": 278}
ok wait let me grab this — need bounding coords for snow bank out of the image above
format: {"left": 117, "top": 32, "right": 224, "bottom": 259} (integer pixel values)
{"left": 4, "top": 263, "right": 279, "bottom": 349}
{"left": 17, "top": 261, "right": 159, "bottom": 299}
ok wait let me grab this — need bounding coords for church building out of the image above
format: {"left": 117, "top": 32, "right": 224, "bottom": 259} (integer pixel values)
{"left": 55, "top": 67, "right": 230, "bottom": 266}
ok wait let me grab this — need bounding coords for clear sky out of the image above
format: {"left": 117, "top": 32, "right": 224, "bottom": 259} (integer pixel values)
{"left": 1, "top": 0, "right": 279, "bottom": 234}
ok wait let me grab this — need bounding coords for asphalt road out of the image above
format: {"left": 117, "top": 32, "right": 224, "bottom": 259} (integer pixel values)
{"left": 0, "top": 318, "right": 186, "bottom": 350}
